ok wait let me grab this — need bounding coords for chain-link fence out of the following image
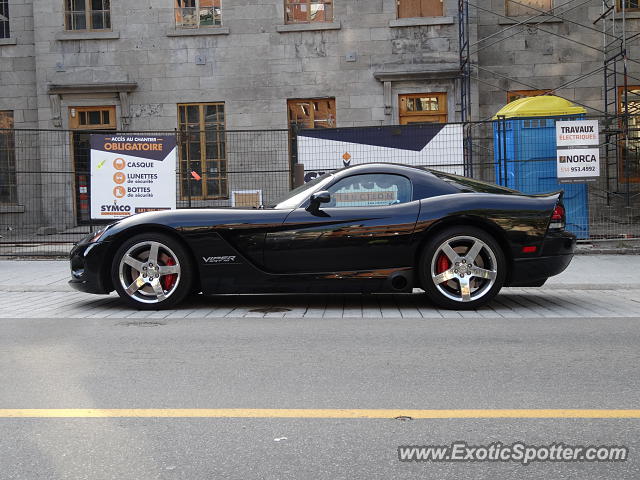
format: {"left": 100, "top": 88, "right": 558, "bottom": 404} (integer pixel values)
{"left": 471, "top": 115, "right": 640, "bottom": 240}
{"left": 0, "top": 128, "right": 290, "bottom": 256}
{"left": 296, "top": 116, "right": 640, "bottom": 241}
{"left": 1, "top": 116, "right": 638, "bottom": 256}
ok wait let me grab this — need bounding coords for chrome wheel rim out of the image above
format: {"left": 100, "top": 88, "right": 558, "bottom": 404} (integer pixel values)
{"left": 430, "top": 235, "right": 498, "bottom": 303}
{"left": 118, "top": 241, "right": 181, "bottom": 304}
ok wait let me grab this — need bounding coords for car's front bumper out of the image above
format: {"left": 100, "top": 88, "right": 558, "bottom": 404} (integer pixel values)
{"left": 508, "top": 230, "right": 576, "bottom": 287}
{"left": 69, "top": 240, "right": 113, "bottom": 294}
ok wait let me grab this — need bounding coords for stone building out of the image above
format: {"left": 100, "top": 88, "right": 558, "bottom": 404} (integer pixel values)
{"left": 0, "top": 0, "right": 638, "bottom": 233}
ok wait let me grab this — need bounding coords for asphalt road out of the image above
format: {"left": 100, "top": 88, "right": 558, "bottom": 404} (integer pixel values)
{"left": 1, "top": 316, "right": 639, "bottom": 479}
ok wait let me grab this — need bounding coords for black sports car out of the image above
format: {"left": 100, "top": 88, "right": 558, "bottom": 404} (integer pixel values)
{"left": 70, "top": 163, "right": 576, "bottom": 310}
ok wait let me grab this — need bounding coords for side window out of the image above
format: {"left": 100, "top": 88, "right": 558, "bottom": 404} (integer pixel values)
{"left": 326, "top": 174, "right": 412, "bottom": 208}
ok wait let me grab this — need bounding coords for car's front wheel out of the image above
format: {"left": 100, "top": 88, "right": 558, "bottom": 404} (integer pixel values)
{"left": 111, "top": 232, "right": 193, "bottom": 310}
{"left": 420, "top": 226, "right": 506, "bottom": 310}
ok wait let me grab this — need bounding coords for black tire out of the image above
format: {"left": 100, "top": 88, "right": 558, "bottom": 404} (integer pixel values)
{"left": 111, "top": 232, "right": 193, "bottom": 310}
{"left": 419, "top": 226, "right": 506, "bottom": 310}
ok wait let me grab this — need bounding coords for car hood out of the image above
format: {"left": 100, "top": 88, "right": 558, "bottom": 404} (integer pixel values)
{"left": 97, "top": 207, "right": 290, "bottom": 242}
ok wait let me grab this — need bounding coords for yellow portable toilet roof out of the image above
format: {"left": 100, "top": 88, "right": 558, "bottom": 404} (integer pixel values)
{"left": 492, "top": 95, "right": 586, "bottom": 119}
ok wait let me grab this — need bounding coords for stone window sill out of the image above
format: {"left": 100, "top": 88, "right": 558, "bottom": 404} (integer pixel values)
{"left": 498, "top": 16, "right": 562, "bottom": 25}
{"left": 167, "top": 26, "right": 230, "bottom": 37}
{"left": 0, "top": 205, "right": 25, "bottom": 214}
{"left": 0, "top": 37, "right": 17, "bottom": 45}
{"left": 54, "top": 31, "right": 120, "bottom": 41}
{"left": 389, "top": 16, "right": 454, "bottom": 27}
{"left": 276, "top": 21, "right": 341, "bottom": 32}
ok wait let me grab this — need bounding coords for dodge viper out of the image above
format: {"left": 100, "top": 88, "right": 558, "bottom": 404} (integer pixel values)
{"left": 70, "top": 163, "right": 576, "bottom": 310}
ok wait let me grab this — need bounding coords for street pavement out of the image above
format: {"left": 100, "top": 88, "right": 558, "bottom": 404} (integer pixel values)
{"left": 0, "top": 255, "right": 639, "bottom": 479}
{"left": 0, "top": 316, "right": 639, "bottom": 479}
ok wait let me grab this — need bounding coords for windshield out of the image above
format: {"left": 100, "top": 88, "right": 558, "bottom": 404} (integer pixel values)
{"left": 270, "top": 172, "right": 335, "bottom": 209}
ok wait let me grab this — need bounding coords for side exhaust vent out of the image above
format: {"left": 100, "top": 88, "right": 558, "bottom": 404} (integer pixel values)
{"left": 391, "top": 274, "right": 408, "bottom": 291}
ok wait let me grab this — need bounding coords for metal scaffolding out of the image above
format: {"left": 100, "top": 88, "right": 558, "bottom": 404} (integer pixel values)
{"left": 594, "top": 0, "right": 633, "bottom": 204}
{"left": 457, "top": 0, "right": 640, "bottom": 204}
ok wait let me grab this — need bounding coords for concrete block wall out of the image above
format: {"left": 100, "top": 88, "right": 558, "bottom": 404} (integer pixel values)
{"left": 0, "top": 1, "right": 38, "bottom": 231}
{"left": 24, "top": 0, "right": 460, "bottom": 135}
{"left": 2, "top": 0, "right": 639, "bottom": 233}
{"left": 4, "top": 1, "right": 636, "bottom": 135}
{"left": 0, "top": 0, "right": 37, "bottom": 126}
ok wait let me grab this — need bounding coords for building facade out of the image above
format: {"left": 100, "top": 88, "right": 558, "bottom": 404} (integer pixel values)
{"left": 0, "top": 0, "right": 639, "bottom": 233}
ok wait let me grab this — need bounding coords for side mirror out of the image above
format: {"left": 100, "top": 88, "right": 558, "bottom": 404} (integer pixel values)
{"left": 306, "top": 190, "right": 331, "bottom": 212}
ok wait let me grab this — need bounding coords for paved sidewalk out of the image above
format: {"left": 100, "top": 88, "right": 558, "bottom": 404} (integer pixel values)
{"left": 0, "top": 256, "right": 638, "bottom": 318}
{"left": 1, "top": 255, "right": 638, "bottom": 292}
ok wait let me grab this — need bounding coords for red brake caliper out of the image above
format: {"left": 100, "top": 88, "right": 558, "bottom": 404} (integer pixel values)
{"left": 161, "top": 257, "right": 177, "bottom": 291}
{"left": 436, "top": 253, "right": 450, "bottom": 275}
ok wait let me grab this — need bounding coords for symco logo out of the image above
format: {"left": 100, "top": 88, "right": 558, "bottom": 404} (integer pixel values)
{"left": 101, "top": 204, "right": 131, "bottom": 213}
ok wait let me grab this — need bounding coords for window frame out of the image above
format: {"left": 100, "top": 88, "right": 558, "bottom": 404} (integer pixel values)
{"left": 177, "top": 102, "right": 228, "bottom": 201}
{"left": 322, "top": 173, "right": 414, "bottom": 209}
{"left": 505, "top": 0, "right": 553, "bottom": 17}
{"left": 0, "top": 0, "right": 10, "bottom": 39}
{"left": 396, "top": 0, "right": 444, "bottom": 19}
{"left": 617, "top": 86, "right": 640, "bottom": 183}
{"left": 287, "top": 98, "right": 336, "bottom": 130}
{"left": 174, "top": 0, "right": 223, "bottom": 29}
{"left": 399, "top": 92, "right": 448, "bottom": 124}
{"left": 68, "top": 106, "right": 117, "bottom": 130}
{"left": 284, "top": 0, "right": 334, "bottom": 25}
{"left": 617, "top": 0, "right": 640, "bottom": 12}
{"left": 64, "top": 0, "right": 112, "bottom": 32}
{"left": 0, "top": 111, "right": 17, "bottom": 205}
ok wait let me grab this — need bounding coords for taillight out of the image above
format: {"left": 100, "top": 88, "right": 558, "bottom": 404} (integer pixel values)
{"left": 549, "top": 203, "right": 565, "bottom": 230}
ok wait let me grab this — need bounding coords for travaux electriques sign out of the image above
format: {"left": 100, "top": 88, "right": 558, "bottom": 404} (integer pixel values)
{"left": 90, "top": 135, "right": 177, "bottom": 220}
{"left": 555, "top": 120, "right": 600, "bottom": 183}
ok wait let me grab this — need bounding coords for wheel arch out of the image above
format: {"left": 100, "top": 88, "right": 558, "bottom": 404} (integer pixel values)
{"left": 100, "top": 225, "right": 201, "bottom": 293}
{"left": 413, "top": 215, "right": 513, "bottom": 285}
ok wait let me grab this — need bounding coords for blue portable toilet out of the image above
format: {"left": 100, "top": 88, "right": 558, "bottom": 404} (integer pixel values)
{"left": 493, "top": 96, "right": 589, "bottom": 239}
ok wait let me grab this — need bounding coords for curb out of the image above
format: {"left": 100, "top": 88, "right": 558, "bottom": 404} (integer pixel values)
{"left": 1, "top": 285, "right": 638, "bottom": 294}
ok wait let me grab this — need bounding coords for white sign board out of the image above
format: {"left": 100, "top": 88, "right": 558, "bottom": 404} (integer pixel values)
{"left": 556, "top": 120, "right": 599, "bottom": 147}
{"left": 90, "top": 134, "right": 177, "bottom": 220}
{"left": 297, "top": 124, "right": 465, "bottom": 183}
{"left": 556, "top": 148, "right": 600, "bottom": 183}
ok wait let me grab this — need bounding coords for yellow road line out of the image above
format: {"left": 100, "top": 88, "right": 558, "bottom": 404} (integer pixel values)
{"left": 0, "top": 409, "right": 639, "bottom": 419}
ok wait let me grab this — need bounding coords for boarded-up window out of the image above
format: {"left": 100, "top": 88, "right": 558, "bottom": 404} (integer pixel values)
{"left": 0, "top": 111, "right": 16, "bottom": 204}
{"left": 288, "top": 98, "right": 336, "bottom": 129}
{"left": 506, "top": 0, "right": 552, "bottom": 16}
{"left": 397, "top": 0, "right": 443, "bottom": 18}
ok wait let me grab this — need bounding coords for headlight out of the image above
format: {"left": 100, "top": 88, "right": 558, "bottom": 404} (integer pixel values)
{"left": 88, "top": 225, "right": 111, "bottom": 243}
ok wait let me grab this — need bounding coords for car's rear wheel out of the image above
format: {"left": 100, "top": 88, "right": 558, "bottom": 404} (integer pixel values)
{"left": 111, "top": 232, "right": 193, "bottom": 310}
{"left": 420, "top": 226, "right": 506, "bottom": 310}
